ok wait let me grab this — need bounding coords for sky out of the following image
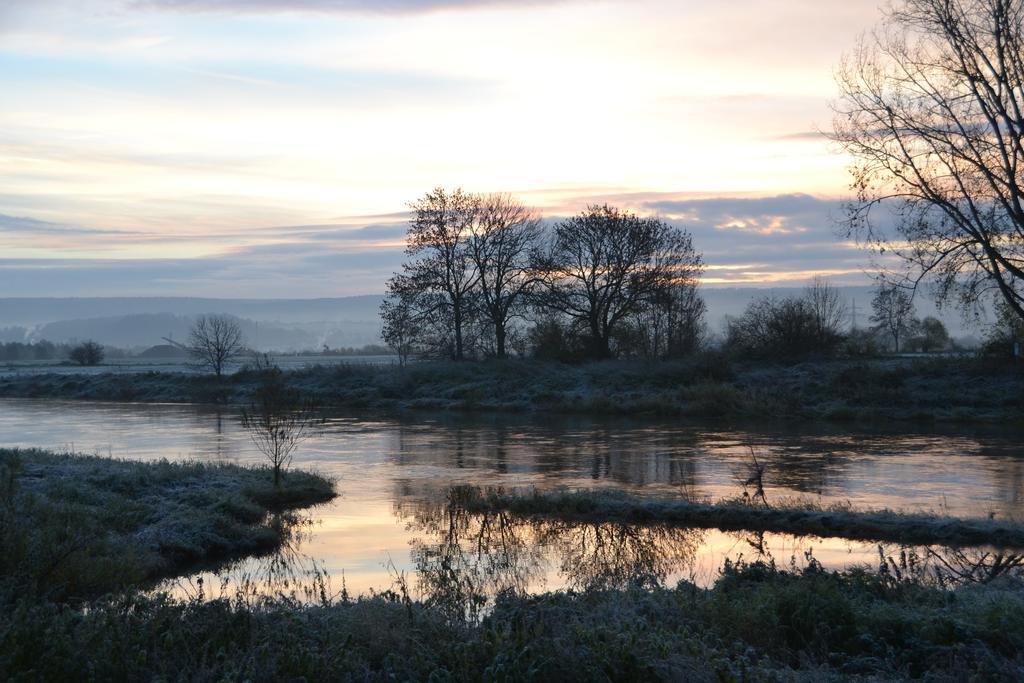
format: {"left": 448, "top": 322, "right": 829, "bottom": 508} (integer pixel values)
{"left": 0, "top": 0, "right": 888, "bottom": 297}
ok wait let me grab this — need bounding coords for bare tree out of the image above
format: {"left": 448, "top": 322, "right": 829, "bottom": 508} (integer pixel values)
{"left": 871, "top": 285, "right": 916, "bottom": 352}
{"left": 468, "top": 193, "right": 542, "bottom": 358}
{"left": 832, "top": 0, "right": 1024, "bottom": 323}
{"left": 534, "top": 205, "right": 703, "bottom": 359}
{"left": 188, "top": 314, "right": 245, "bottom": 377}
{"left": 663, "top": 281, "right": 707, "bottom": 357}
{"left": 240, "top": 373, "right": 319, "bottom": 487}
{"left": 635, "top": 280, "right": 707, "bottom": 359}
{"left": 380, "top": 296, "right": 421, "bottom": 366}
{"left": 805, "top": 276, "right": 848, "bottom": 341}
{"left": 385, "top": 188, "right": 480, "bottom": 360}
{"left": 726, "top": 296, "right": 824, "bottom": 357}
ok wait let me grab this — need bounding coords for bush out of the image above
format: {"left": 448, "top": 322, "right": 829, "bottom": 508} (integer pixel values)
{"left": 982, "top": 299, "right": 1024, "bottom": 359}
{"left": 838, "top": 328, "right": 882, "bottom": 357}
{"left": 68, "top": 340, "right": 104, "bottom": 366}
{"left": 726, "top": 297, "right": 843, "bottom": 359}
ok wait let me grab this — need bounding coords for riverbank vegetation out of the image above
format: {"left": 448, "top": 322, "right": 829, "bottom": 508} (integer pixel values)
{"left": 3, "top": 552, "right": 1022, "bottom": 680}
{"left": 456, "top": 485, "right": 1024, "bottom": 548}
{"left": 1, "top": 354, "right": 1021, "bottom": 422}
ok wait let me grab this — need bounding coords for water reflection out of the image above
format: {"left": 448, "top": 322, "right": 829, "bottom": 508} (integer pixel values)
{"left": 173, "top": 512, "right": 335, "bottom": 605}
{"left": 877, "top": 546, "right": 1024, "bottom": 586}
{"left": 166, "top": 494, "right": 1024, "bottom": 613}
{"left": 2, "top": 397, "right": 1024, "bottom": 598}
{"left": 406, "top": 493, "right": 706, "bottom": 599}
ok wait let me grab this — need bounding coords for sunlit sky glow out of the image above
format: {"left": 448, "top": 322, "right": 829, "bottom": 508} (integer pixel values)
{"left": 0, "top": 0, "right": 886, "bottom": 297}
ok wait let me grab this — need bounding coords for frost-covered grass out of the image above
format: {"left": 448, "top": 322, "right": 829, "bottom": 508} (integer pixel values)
{"left": 2, "top": 559, "right": 1022, "bottom": 681}
{"left": 0, "top": 355, "right": 1021, "bottom": 422}
{"left": 0, "top": 448, "right": 335, "bottom": 602}
{"left": 456, "top": 486, "right": 1024, "bottom": 548}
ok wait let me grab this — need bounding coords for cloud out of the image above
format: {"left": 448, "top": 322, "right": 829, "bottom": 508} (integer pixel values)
{"left": 0, "top": 193, "right": 886, "bottom": 294}
{"left": 267, "top": 222, "right": 409, "bottom": 244}
{"left": 649, "top": 193, "right": 841, "bottom": 232}
{"left": 634, "top": 193, "right": 885, "bottom": 286}
{"left": 0, "top": 213, "right": 147, "bottom": 238}
{"left": 132, "top": 0, "right": 575, "bottom": 13}
{"left": 0, "top": 242, "right": 405, "bottom": 297}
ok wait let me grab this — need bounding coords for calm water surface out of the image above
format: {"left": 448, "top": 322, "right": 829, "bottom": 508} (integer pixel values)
{"left": 1, "top": 397, "right": 1021, "bottom": 599}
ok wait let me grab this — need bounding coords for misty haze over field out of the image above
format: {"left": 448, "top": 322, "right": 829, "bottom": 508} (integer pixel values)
{"left": 0, "top": 287, "right": 987, "bottom": 352}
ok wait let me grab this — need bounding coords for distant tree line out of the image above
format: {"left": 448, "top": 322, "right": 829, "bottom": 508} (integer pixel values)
{"left": 723, "top": 278, "right": 969, "bottom": 359}
{"left": 381, "top": 189, "right": 705, "bottom": 362}
{"left": 0, "top": 339, "right": 111, "bottom": 364}
{"left": 0, "top": 341, "right": 70, "bottom": 362}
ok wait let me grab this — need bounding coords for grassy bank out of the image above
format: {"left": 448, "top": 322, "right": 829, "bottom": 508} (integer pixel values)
{"left": 0, "top": 355, "right": 1021, "bottom": 422}
{"left": 2, "top": 559, "right": 1022, "bottom": 681}
{"left": 457, "top": 486, "right": 1024, "bottom": 548}
{"left": 0, "top": 448, "right": 335, "bottom": 601}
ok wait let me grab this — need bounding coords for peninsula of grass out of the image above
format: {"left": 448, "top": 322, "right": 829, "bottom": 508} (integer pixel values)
{"left": 0, "top": 448, "right": 335, "bottom": 602}
{"left": 456, "top": 486, "right": 1024, "bottom": 548}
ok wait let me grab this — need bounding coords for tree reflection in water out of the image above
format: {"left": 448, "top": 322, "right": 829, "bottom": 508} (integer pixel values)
{"left": 877, "top": 546, "right": 1024, "bottom": 587}
{"left": 171, "top": 511, "right": 335, "bottom": 606}
{"left": 166, "top": 496, "right": 1024, "bottom": 614}
{"left": 404, "top": 492, "right": 706, "bottom": 619}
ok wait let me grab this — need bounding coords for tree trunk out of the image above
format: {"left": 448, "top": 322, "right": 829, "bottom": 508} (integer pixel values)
{"left": 588, "top": 314, "right": 612, "bottom": 359}
{"left": 454, "top": 305, "right": 464, "bottom": 360}
{"left": 495, "top": 322, "right": 506, "bottom": 358}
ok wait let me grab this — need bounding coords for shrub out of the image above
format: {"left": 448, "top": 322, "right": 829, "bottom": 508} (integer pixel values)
{"left": 68, "top": 340, "right": 104, "bottom": 366}
{"left": 726, "top": 296, "right": 842, "bottom": 359}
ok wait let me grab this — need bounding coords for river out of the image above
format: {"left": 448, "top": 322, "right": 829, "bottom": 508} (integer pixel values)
{"left": 2, "top": 397, "right": 1021, "bottom": 601}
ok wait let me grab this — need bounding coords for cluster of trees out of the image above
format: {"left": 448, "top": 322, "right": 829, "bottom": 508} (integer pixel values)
{"left": 868, "top": 286, "right": 951, "bottom": 353}
{"left": 381, "top": 189, "right": 705, "bottom": 362}
{"left": 725, "top": 278, "right": 848, "bottom": 358}
{"left": 726, "top": 280, "right": 955, "bottom": 358}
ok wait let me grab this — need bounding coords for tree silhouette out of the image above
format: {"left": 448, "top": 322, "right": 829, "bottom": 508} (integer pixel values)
{"left": 833, "top": 0, "right": 1024, "bottom": 323}
{"left": 534, "top": 205, "right": 702, "bottom": 359}
{"left": 188, "top": 314, "right": 244, "bottom": 377}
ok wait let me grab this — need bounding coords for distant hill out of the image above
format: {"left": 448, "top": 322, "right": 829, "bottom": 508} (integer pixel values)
{"left": 0, "top": 297, "right": 386, "bottom": 350}
{"left": 0, "top": 287, "right": 992, "bottom": 350}
{"left": 0, "top": 296, "right": 384, "bottom": 326}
